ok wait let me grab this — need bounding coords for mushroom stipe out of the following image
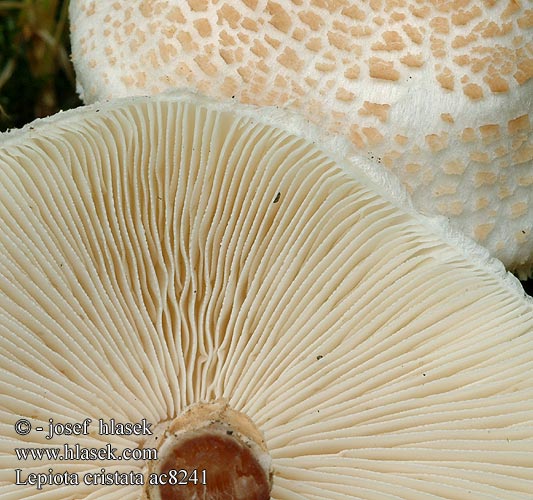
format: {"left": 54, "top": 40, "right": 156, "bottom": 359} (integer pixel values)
{"left": 144, "top": 401, "right": 272, "bottom": 500}
{"left": 1, "top": 92, "right": 533, "bottom": 499}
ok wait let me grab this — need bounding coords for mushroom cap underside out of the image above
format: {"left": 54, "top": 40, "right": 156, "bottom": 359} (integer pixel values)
{"left": 0, "top": 92, "right": 533, "bottom": 499}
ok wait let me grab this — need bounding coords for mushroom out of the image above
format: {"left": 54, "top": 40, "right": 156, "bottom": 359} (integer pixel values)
{"left": 69, "top": 0, "right": 533, "bottom": 277}
{"left": 1, "top": 91, "right": 533, "bottom": 499}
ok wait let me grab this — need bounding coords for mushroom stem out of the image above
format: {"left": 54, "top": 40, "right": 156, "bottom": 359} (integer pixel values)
{"left": 144, "top": 401, "right": 272, "bottom": 500}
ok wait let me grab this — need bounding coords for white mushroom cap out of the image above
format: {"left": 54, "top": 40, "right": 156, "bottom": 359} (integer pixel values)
{"left": 69, "top": 0, "right": 533, "bottom": 276}
{"left": 0, "top": 92, "right": 532, "bottom": 499}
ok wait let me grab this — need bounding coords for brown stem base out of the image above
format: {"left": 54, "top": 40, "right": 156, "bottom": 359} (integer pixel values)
{"left": 143, "top": 401, "right": 272, "bottom": 500}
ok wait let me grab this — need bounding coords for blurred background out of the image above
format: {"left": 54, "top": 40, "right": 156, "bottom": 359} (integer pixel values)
{"left": 0, "top": 0, "right": 531, "bottom": 296}
{"left": 0, "top": 0, "right": 80, "bottom": 132}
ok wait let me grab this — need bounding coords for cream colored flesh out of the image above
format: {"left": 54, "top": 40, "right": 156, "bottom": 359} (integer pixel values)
{"left": 0, "top": 93, "right": 532, "bottom": 498}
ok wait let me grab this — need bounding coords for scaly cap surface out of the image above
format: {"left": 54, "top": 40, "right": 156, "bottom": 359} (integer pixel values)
{"left": 70, "top": 0, "right": 533, "bottom": 275}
